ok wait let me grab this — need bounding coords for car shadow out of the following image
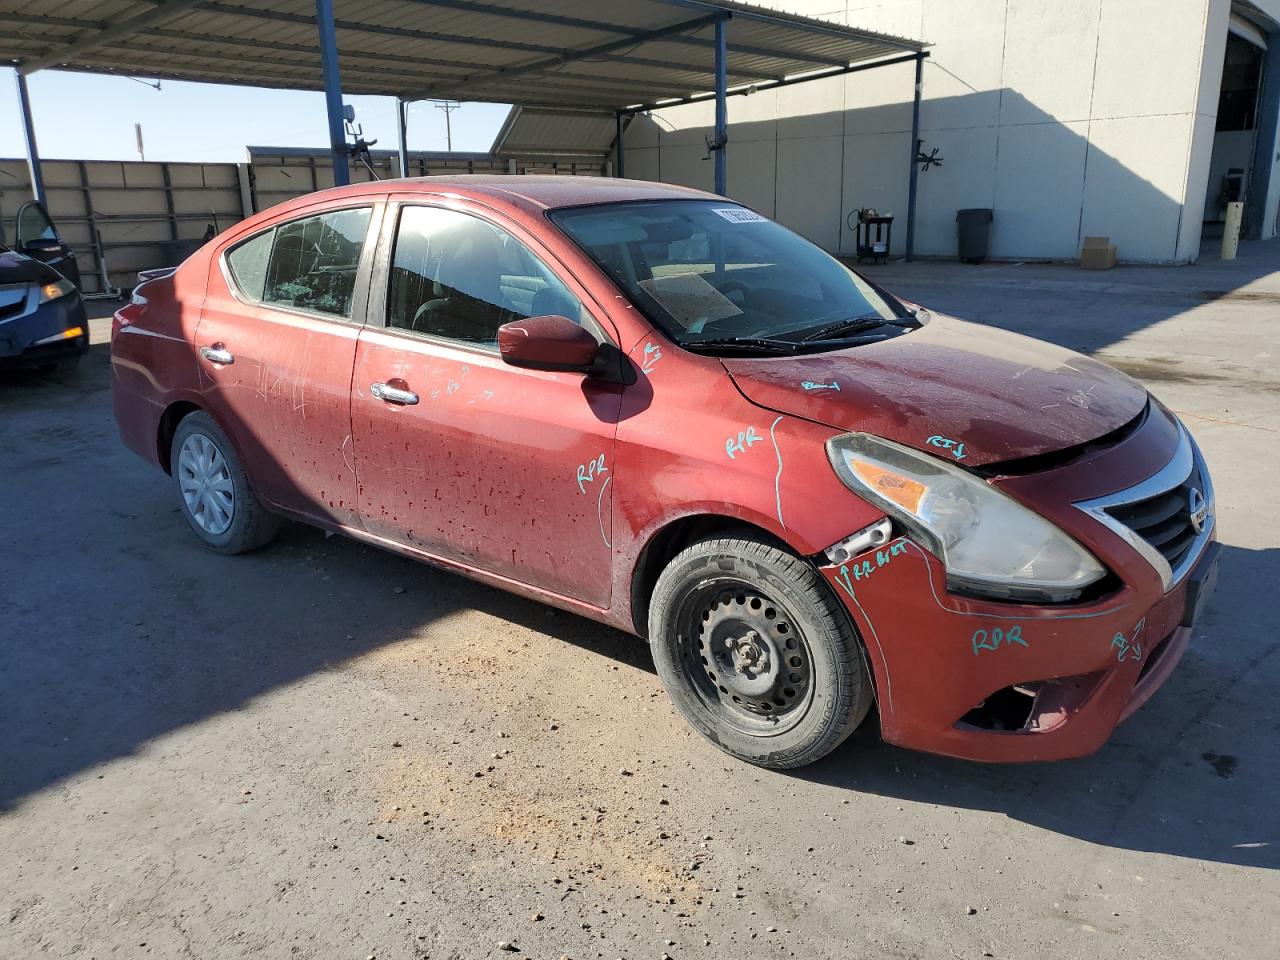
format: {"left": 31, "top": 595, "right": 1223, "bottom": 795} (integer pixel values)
{"left": 794, "top": 542, "right": 1280, "bottom": 871}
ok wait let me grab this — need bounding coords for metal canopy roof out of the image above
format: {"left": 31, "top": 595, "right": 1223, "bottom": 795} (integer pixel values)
{"left": 3, "top": 0, "right": 924, "bottom": 112}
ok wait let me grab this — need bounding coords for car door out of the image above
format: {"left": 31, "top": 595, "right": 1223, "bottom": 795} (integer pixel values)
{"left": 13, "top": 201, "right": 81, "bottom": 289}
{"left": 351, "top": 200, "right": 623, "bottom": 608}
{"left": 194, "top": 200, "right": 383, "bottom": 530}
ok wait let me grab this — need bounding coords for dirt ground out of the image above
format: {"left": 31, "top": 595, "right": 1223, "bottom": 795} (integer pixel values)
{"left": 2, "top": 242, "right": 1277, "bottom": 959}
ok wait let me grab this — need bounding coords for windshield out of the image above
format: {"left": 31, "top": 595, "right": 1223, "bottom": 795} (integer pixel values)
{"left": 549, "top": 200, "right": 914, "bottom": 354}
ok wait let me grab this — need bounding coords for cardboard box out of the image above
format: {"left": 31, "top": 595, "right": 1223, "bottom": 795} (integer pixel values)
{"left": 1081, "top": 236, "right": 1117, "bottom": 270}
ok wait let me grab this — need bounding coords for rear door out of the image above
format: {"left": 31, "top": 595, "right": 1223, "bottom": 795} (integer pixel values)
{"left": 350, "top": 199, "right": 622, "bottom": 607}
{"left": 194, "top": 200, "right": 383, "bottom": 529}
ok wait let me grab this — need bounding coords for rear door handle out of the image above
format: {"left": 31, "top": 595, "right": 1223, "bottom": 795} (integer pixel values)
{"left": 199, "top": 344, "right": 234, "bottom": 365}
{"left": 370, "top": 381, "right": 419, "bottom": 405}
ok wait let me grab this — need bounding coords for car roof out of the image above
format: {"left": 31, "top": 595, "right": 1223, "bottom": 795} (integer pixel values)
{"left": 299, "top": 175, "right": 721, "bottom": 215}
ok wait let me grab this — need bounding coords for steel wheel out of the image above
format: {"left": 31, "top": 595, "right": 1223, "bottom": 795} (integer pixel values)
{"left": 177, "top": 432, "right": 235, "bottom": 536}
{"left": 649, "top": 532, "right": 874, "bottom": 768}
{"left": 679, "top": 579, "right": 816, "bottom": 737}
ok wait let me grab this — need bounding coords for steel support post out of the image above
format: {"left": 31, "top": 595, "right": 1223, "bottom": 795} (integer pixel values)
{"left": 315, "top": 0, "right": 350, "bottom": 186}
{"left": 904, "top": 53, "right": 924, "bottom": 262}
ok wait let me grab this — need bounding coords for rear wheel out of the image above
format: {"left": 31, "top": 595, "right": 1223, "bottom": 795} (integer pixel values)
{"left": 170, "top": 411, "right": 278, "bottom": 554}
{"left": 648, "top": 532, "right": 874, "bottom": 769}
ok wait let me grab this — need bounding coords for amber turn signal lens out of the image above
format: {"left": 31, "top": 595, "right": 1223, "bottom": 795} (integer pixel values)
{"left": 848, "top": 460, "right": 927, "bottom": 514}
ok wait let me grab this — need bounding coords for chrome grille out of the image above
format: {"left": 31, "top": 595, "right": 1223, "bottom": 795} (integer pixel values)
{"left": 1074, "top": 422, "right": 1214, "bottom": 592}
{"left": 1103, "top": 462, "right": 1204, "bottom": 572}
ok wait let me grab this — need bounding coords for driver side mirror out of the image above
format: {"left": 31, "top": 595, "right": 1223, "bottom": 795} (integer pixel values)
{"left": 497, "top": 315, "right": 600, "bottom": 373}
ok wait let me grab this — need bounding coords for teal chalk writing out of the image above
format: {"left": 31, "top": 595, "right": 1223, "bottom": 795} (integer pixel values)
{"left": 971, "top": 624, "right": 1026, "bottom": 656}
{"left": 725, "top": 426, "right": 762, "bottom": 459}
{"left": 843, "top": 539, "right": 909, "bottom": 584}
{"left": 834, "top": 564, "right": 856, "bottom": 599}
{"left": 1111, "top": 617, "right": 1146, "bottom": 662}
{"left": 834, "top": 540, "right": 908, "bottom": 599}
{"left": 927, "top": 435, "right": 967, "bottom": 460}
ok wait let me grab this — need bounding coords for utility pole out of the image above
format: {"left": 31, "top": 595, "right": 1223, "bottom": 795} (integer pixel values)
{"left": 135, "top": 122, "right": 145, "bottom": 161}
{"left": 431, "top": 100, "right": 461, "bottom": 152}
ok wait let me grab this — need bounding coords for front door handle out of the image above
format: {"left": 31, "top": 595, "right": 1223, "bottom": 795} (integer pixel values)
{"left": 370, "top": 381, "right": 419, "bottom": 405}
{"left": 199, "top": 344, "right": 234, "bottom": 365}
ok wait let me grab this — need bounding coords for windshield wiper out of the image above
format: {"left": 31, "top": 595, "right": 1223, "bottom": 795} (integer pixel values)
{"left": 798, "top": 314, "right": 914, "bottom": 342}
{"left": 681, "top": 336, "right": 803, "bottom": 355}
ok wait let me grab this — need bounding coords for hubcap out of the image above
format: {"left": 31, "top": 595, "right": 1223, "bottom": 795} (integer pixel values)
{"left": 178, "top": 433, "right": 234, "bottom": 536}
{"left": 695, "top": 589, "right": 811, "bottom": 721}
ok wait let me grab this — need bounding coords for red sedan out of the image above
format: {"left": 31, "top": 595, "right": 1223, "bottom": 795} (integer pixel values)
{"left": 111, "top": 177, "right": 1219, "bottom": 768}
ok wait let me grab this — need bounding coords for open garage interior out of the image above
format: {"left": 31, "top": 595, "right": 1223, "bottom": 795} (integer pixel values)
{"left": 1205, "top": 8, "right": 1280, "bottom": 240}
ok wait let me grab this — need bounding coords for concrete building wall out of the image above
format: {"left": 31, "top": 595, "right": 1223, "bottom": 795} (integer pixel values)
{"left": 626, "top": 0, "right": 1244, "bottom": 263}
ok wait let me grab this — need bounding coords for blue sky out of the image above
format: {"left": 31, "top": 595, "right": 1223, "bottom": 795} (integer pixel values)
{"left": 1, "top": 70, "right": 511, "bottom": 162}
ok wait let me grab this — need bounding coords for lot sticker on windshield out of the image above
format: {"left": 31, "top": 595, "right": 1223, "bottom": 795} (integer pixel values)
{"left": 927, "top": 435, "right": 967, "bottom": 460}
{"left": 712, "top": 207, "right": 768, "bottom": 223}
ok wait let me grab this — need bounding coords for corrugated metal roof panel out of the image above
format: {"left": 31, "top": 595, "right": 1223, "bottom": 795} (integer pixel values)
{"left": 491, "top": 107, "right": 620, "bottom": 157}
{"left": 2, "top": 0, "right": 926, "bottom": 109}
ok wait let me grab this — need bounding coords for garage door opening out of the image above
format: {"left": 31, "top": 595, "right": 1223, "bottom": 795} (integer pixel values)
{"left": 1203, "top": 17, "right": 1268, "bottom": 238}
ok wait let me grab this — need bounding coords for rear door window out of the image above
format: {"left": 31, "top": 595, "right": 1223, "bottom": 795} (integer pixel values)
{"left": 264, "top": 208, "right": 372, "bottom": 318}
{"left": 225, "top": 207, "right": 373, "bottom": 319}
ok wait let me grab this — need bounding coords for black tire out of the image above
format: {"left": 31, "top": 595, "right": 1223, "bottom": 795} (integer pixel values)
{"left": 648, "top": 531, "right": 874, "bottom": 769}
{"left": 170, "top": 410, "right": 279, "bottom": 555}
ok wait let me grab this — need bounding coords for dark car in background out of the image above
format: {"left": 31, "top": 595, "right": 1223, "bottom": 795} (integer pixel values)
{"left": 0, "top": 201, "right": 88, "bottom": 371}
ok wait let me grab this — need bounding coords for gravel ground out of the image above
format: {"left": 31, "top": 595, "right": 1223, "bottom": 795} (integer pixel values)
{"left": 2, "top": 243, "right": 1277, "bottom": 959}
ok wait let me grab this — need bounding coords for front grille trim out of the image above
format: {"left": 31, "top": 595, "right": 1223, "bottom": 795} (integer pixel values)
{"left": 1073, "top": 422, "right": 1215, "bottom": 593}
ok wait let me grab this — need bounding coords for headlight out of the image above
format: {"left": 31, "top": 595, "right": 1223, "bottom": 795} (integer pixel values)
{"left": 826, "top": 433, "right": 1106, "bottom": 602}
{"left": 39, "top": 278, "right": 76, "bottom": 303}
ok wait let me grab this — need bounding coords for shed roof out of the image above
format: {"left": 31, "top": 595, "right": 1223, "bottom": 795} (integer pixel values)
{"left": 3, "top": 0, "right": 924, "bottom": 112}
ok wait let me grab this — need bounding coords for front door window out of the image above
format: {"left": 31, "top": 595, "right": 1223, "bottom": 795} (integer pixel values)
{"left": 387, "top": 205, "right": 587, "bottom": 347}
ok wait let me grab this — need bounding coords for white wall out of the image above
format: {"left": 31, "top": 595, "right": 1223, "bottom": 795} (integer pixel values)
{"left": 626, "top": 0, "right": 1234, "bottom": 263}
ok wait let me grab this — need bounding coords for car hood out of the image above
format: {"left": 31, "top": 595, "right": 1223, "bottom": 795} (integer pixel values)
{"left": 721, "top": 315, "right": 1148, "bottom": 467}
{"left": 0, "top": 248, "right": 58, "bottom": 285}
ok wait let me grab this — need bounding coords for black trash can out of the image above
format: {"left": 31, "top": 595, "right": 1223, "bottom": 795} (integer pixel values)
{"left": 956, "top": 208, "right": 993, "bottom": 264}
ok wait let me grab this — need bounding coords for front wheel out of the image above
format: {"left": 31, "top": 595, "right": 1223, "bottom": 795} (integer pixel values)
{"left": 648, "top": 532, "right": 875, "bottom": 769}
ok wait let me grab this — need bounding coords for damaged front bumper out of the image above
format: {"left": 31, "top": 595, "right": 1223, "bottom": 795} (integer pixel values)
{"left": 818, "top": 533, "right": 1218, "bottom": 762}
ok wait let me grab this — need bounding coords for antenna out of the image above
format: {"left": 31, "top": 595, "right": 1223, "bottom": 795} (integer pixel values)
{"left": 430, "top": 99, "right": 461, "bottom": 152}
